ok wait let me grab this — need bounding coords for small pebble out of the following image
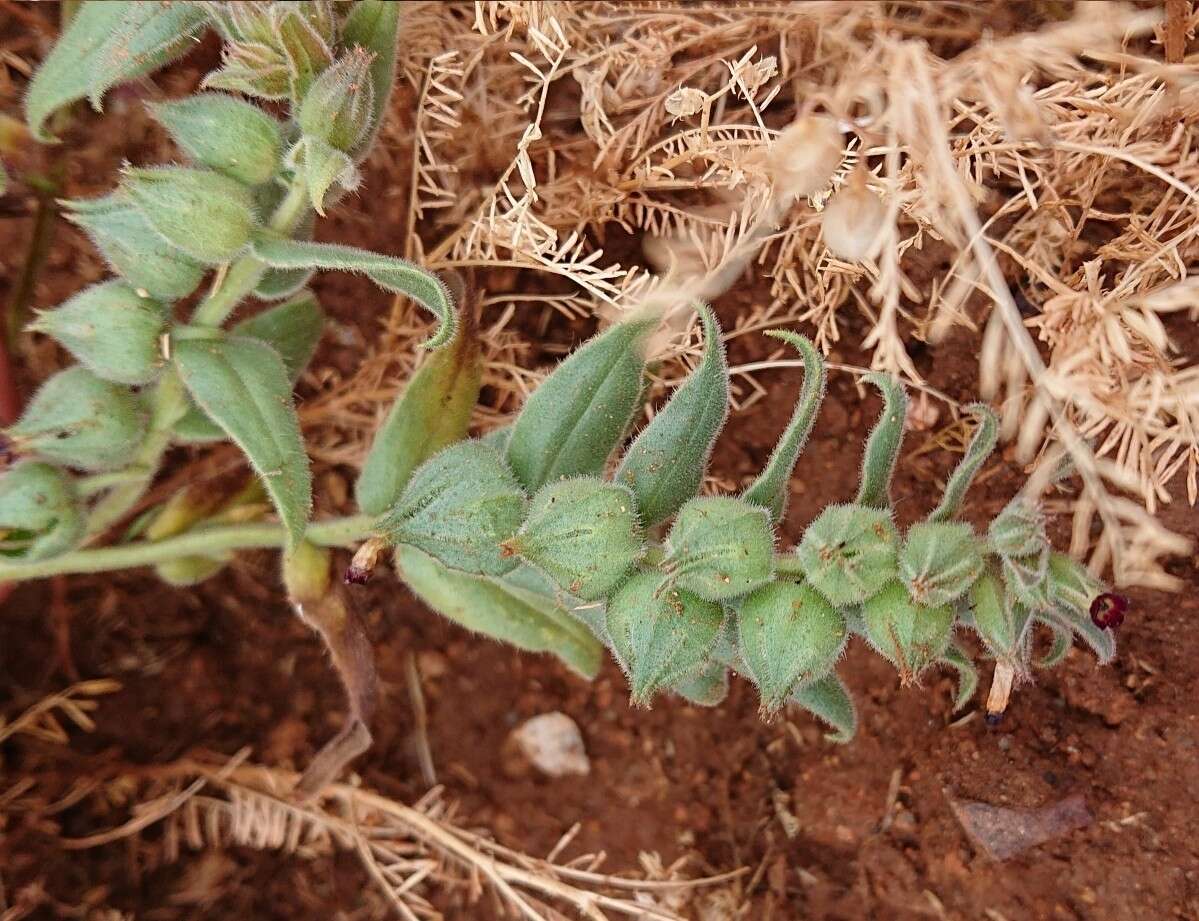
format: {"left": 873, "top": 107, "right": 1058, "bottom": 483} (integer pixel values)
{"left": 509, "top": 712, "right": 590, "bottom": 778}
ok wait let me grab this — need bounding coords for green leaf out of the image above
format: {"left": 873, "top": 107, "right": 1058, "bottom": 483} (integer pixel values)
{"left": 790, "top": 672, "right": 857, "bottom": 743}
{"left": 6, "top": 367, "right": 147, "bottom": 471}
{"left": 396, "top": 546, "right": 603, "bottom": 679}
{"left": 356, "top": 301, "right": 481, "bottom": 515}
{"left": 63, "top": 193, "right": 207, "bottom": 301}
{"left": 174, "top": 292, "right": 324, "bottom": 444}
{"left": 1035, "top": 620, "right": 1073, "bottom": 669}
{"left": 234, "top": 291, "right": 324, "bottom": 380}
{"left": 25, "top": 0, "right": 207, "bottom": 142}
{"left": 794, "top": 503, "right": 898, "bottom": 607}
{"left": 149, "top": 93, "right": 283, "bottom": 186}
{"left": 856, "top": 373, "right": 907, "bottom": 509}
{"left": 862, "top": 580, "right": 954, "bottom": 684}
{"left": 249, "top": 234, "right": 455, "bottom": 349}
{"left": 927, "top": 403, "right": 998, "bottom": 522}
{"left": 672, "top": 661, "right": 729, "bottom": 707}
{"left": 123, "top": 166, "right": 258, "bottom": 265}
{"left": 507, "top": 312, "right": 657, "bottom": 492}
{"left": 291, "top": 135, "right": 360, "bottom": 215}
{"left": 615, "top": 304, "right": 728, "bottom": 526}
{"left": 898, "top": 521, "right": 984, "bottom": 607}
{"left": 173, "top": 335, "right": 312, "bottom": 550}
{"left": 939, "top": 641, "right": 979, "bottom": 711}
{"left": 340, "top": 0, "right": 401, "bottom": 158}
{"left": 30, "top": 280, "right": 166, "bottom": 385}
{"left": 742, "top": 330, "right": 826, "bottom": 523}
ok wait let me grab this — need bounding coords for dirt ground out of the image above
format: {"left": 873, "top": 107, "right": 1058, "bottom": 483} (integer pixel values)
{"left": 2, "top": 4, "right": 1199, "bottom": 920}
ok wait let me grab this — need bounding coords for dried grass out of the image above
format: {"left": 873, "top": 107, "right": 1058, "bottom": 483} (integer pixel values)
{"left": 302, "top": 0, "right": 1196, "bottom": 589}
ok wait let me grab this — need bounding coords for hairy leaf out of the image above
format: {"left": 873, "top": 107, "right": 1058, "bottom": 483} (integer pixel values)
{"left": 742, "top": 330, "right": 826, "bottom": 522}
{"left": 898, "top": 521, "right": 984, "bottom": 607}
{"left": 863, "top": 580, "right": 954, "bottom": 684}
{"left": 940, "top": 641, "right": 979, "bottom": 711}
{"left": 856, "top": 373, "right": 908, "bottom": 509}
{"left": 340, "top": 0, "right": 401, "bottom": 158}
{"left": 508, "top": 313, "right": 657, "bottom": 492}
{"left": 672, "top": 661, "right": 729, "bottom": 707}
{"left": 249, "top": 235, "right": 455, "bottom": 348}
{"left": 174, "top": 335, "right": 312, "bottom": 550}
{"left": 0, "top": 462, "right": 84, "bottom": 561}
{"left": 606, "top": 568, "right": 725, "bottom": 707}
{"left": 63, "top": 193, "right": 207, "bottom": 301}
{"left": 928, "top": 403, "right": 998, "bottom": 522}
{"left": 378, "top": 440, "right": 526, "bottom": 577}
{"left": 664, "top": 496, "right": 774, "bottom": 602}
{"left": 616, "top": 304, "right": 728, "bottom": 526}
{"left": 356, "top": 294, "right": 480, "bottom": 515}
{"left": 25, "top": 0, "right": 207, "bottom": 142}
{"left": 123, "top": 166, "right": 258, "bottom": 265}
{"left": 397, "top": 546, "right": 603, "bottom": 679}
{"left": 790, "top": 672, "right": 857, "bottom": 743}
{"left": 506, "top": 477, "right": 644, "bottom": 601}
{"left": 795, "top": 502, "right": 898, "bottom": 607}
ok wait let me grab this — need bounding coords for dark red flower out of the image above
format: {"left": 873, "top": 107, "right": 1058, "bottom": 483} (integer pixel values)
{"left": 343, "top": 564, "right": 371, "bottom": 586}
{"left": 1089, "top": 593, "right": 1128, "bottom": 630}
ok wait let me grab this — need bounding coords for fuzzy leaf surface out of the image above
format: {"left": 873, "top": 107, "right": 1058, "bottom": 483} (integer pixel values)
{"left": 249, "top": 235, "right": 455, "bottom": 348}
{"left": 397, "top": 546, "right": 602, "bottom": 679}
{"left": 174, "top": 335, "right": 312, "bottom": 550}
{"left": 508, "top": 314, "right": 655, "bottom": 492}
{"left": 25, "top": 0, "right": 207, "bottom": 142}
{"left": 615, "top": 304, "right": 727, "bottom": 526}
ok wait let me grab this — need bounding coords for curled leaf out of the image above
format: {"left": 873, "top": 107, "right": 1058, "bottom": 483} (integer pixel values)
{"left": 249, "top": 235, "right": 455, "bottom": 349}
{"left": 928, "top": 403, "right": 998, "bottom": 522}
{"left": 856, "top": 372, "right": 908, "bottom": 509}
{"left": 742, "top": 330, "right": 826, "bottom": 523}
{"left": 790, "top": 672, "right": 857, "bottom": 743}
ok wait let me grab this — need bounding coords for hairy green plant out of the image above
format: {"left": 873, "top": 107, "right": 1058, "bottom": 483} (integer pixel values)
{"left": 1, "top": 1, "right": 1125, "bottom": 785}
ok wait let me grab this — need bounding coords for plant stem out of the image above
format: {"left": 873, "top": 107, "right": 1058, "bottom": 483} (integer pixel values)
{"left": 0, "top": 514, "right": 375, "bottom": 581}
{"left": 82, "top": 179, "right": 311, "bottom": 538}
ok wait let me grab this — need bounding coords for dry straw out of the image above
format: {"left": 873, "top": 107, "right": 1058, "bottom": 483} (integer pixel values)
{"left": 304, "top": 0, "right": 1198, "bottom": 590}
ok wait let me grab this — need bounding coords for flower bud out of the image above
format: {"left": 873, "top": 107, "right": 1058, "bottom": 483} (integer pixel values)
{"left": 379, "top": 440, "right": 527, "bottom": 577}
{"left": 6, "top": 368, "right": 147, "bottom": 471}
{"left": 287, "top": 135, "right": 360, "bottom": 216}
{"left": 299, "top": 48, "right": 376, "bottom": 154}
{"left": 149, "top": 93, "right": 283, "bottom": 186}
{"left": 988, "top": 496, "right": 1047, "bottom": 559}
{"left": 737, "top": 579, "right": 847, "bottom": 713}
{"left": 794, "top": 502, "right": 898, "bottom": 607}
{"left": 203, "top": 42, "right": 292, "bottom": 101}
{"left": 863, "top": 580, "right": 954, "bottom": 685}
{"left": 30, "top": 281, "right": 166, "bottom": 385}
{"left": 766, "top": 115, "right": 843, "bottom": 199}
{"left": 0, "top": 462, "right": 83, "bottom": 560}
{"left": 898, "top": 521, "right": 984, "bottom": 607}
{"left": 63, "top": 193, "right": 206, "bottom": 301}
{"left": 122, "top": 166, "right": 258, "bottom": 265}
{"left": 820, "top": 168, "right": 887, "bottom": 262}
{"left": 504, "top": 477, "right": 644, "bottom": 601}
{"left": 605, "top": 568, "right": 726, "bottom": 707}
{"left": 1045, "top": 551, "right": 1101, "bottom": 615}
{"left": 664, "top": 496, "right": 774, "bottom": 602}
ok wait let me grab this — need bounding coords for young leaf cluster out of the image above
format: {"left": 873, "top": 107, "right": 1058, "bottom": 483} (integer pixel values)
{"left": 4, "top": 1, "right": 449, "bottom": 569}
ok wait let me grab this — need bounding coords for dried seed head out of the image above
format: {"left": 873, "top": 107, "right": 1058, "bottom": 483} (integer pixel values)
{"left": 766, "top": 115, "right": 844, "bottom": 199}
{"left": 820, "top": 168, "right": 887, "bottom": 262}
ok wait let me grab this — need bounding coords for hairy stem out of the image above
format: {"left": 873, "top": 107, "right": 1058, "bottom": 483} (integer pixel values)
{"left": 0, "top": 514, "right": 373, "bottom": 581}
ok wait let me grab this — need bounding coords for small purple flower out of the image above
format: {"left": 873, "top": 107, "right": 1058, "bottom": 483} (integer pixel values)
{"left": 1089, "top": 593, "right": 1128, "bottom": 630}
